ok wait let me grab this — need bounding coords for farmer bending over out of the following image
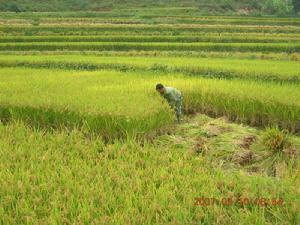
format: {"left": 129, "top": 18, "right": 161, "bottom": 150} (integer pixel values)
{"left": 156, "top": 83, "right": 183, "bottom": 123}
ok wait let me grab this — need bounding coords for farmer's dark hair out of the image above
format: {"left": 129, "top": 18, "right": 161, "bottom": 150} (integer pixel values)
{"left": 156, "top": 83, "right": 164, "bottom": 90}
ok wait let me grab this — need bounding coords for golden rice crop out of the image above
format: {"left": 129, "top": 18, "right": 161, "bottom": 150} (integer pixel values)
{"left": 0, "top": 67, "right": 299, "bottom": 137}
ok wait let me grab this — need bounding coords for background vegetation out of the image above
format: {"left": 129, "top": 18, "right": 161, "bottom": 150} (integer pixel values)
{"left": 0, "top": 0, "right": 299, "bottom": 16}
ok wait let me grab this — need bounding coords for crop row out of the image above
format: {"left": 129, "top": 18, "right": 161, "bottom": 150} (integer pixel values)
{"left": 2, "top": 50, "right": 299, "bottom": 61}
{"left": 1, "top": 11, "right": 300, "bottom": 21}
{"left": 0, "top": 42, "right": 299, "bottom": 53}
{"left": 0, "top": 11, "right": 134, "bottom": 19}
{"left": 0, "top": 55, "right": 299, "bottom": 83}
{"left": 0, "top": 68, "right": 173, "bottom": 140}
{"left": 2, "top": 32, "right": 299, "bottom": 37}
{"left": 0, "top": 35, "right": 299, "bottom": 43}
{"left": 1, "top": 24, "right": 299, "bottom": 35}
{"left": 150, "top": 15, "right": 300, "bottom": 21}
{"left": 6, "top": 17, "right": 298, "bottom": 26}
{"left": 2, "top": 16, "right": 300, "bottom": 26}
{"left": 0, "top": 67, "right": 299, "bottom": 135}
{"left": 158, "top": 17, "right": 300, "bottom": 26}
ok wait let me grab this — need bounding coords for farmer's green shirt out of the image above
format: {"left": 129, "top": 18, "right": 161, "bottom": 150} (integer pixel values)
{"left": 162, "top": 87, "right": 182, "bottom": 106}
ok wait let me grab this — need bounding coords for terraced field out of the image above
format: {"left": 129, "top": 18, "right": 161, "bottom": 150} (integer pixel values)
{"left": 0, "top": 10, "right": 300, "bottom": 224}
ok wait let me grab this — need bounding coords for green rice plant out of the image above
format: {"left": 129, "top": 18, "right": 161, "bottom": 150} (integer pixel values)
{"left": 0, "top": 42, "right": 299, "bottom": 53}
{"left": 0, "top": 55, "right": 298, "bottom": 83}
{"left": 1, "top": 11, "right": 300, "bottom": 225}
{"left": 0, "top": 11, "right": 134, "bottom": 19}
{"left": 179, "top": 81, "right": 300, "bottom": 133}
{"left": 0, "top": 121, "right": 299, "bottom": 224}
{"left": 0, "top": 68, "right": 174, "bottom": 140}
{"left": 0, "top": 67, "right": 299, "bottom": 135}
{"left": 0, "top": 34, "right": 299, "bottom": 43}
{"left": 35, "top": 17, "right": 300, "bottom": 26}
{"left": 1, "top": 24, "right": 299, "bottom": 35}
{"left": 159, "top": 16, "right": 300, "bottom": 26}
{"left": 2, "top": 50, "right": 299, "bottom": 61}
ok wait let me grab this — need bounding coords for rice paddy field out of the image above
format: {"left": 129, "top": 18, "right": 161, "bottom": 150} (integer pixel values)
{"left": 0, "top": 8, "right": 300, "bottom": 225}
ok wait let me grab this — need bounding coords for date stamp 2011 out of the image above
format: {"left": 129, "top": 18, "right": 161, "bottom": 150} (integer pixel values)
{"left": 194, "top": 197, "right": 284, "bottom": 207}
